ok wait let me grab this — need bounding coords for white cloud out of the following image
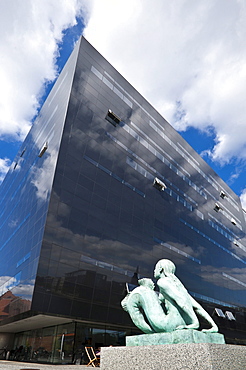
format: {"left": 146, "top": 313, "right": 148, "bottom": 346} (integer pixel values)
{"left": 0, "top": 0, "right": 90, "bottom": 142}
{"left": 0, "top": 275, "right": 17, "bottom": 296}
{"left": 240, "top": 189, "right": 246, "bottom": 210}
{"left": 31, "top": 148, "right": 58, "bottom": 202}
{"left": 0, "top": 157, "right": 11, "bottom": 182}
{"left": 84, "top": 0, "right": 246, "bottom": 165}
{"left": 13, "top": 282, "right": 35, "bottom": 298}
{"left": 1, "top": 0, "right": 246, "bottom": 188}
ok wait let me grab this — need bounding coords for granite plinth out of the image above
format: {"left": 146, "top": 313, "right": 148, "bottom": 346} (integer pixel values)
{"left": 126, "top": 329, "right": 225, "bottom": 346}
{"left": 100, "top": 343, "right": 246, "bottom": 370}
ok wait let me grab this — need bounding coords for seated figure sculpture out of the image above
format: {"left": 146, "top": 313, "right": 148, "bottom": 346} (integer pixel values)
{"left": 121, "top": 259, "right": 218, "bottom": 334}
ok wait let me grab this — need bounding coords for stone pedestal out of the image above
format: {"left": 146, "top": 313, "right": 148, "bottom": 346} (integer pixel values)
{"left": 100, "top": 343, "right": 246, "bottom": 370}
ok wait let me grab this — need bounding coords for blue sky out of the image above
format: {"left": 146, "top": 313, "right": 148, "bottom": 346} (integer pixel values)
{"left": 0, "top": 0, "right": 246, "bottom": 209}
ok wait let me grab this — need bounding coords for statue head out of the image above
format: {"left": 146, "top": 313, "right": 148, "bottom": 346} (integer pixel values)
{"left": 138, "top": 278, "right": 155, "bottom": 290}
{"left": 154, "top": 259, "right": 176, "bottom": 279}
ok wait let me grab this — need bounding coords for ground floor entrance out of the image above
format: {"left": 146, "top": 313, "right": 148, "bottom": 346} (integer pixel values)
{"left": 9, "top": 321, "right": 128, "bottom": 364}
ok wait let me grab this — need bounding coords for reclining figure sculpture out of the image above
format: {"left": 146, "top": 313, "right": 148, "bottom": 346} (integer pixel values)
{"left": 121, "top": 259, "right": 218, "bottom": 334}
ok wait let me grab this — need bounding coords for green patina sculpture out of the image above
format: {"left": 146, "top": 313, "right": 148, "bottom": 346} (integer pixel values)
{"left": 121, "top": 259, "right": 218, "bottom": 334}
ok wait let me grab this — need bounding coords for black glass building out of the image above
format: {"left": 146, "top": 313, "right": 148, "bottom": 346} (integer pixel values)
{"left": 0, "top": 37, "right": 246, "bottom": 364}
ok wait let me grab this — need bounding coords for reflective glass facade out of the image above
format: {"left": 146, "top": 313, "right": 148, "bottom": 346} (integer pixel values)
{"left": 0, "top": 37, "right": 246, "bottom": 363}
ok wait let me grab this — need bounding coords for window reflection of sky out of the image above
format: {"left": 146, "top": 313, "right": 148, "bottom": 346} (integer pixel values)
{"left": 0, "top": 41, "right": 79, "bottom": 318}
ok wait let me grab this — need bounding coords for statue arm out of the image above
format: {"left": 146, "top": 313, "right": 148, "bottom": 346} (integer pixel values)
{"left": 158, "top": 280, "right": 199, "bottom": 329}
{"left": 190, "top": 296, "right": 218, "bottom": 333}
{"left": 158, "top": 292, "right": 165, "bottom": 303}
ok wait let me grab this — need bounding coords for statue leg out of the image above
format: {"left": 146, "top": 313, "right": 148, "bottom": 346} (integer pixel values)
{"left": 126, "top": 303, "right": 155, "bottom": 334}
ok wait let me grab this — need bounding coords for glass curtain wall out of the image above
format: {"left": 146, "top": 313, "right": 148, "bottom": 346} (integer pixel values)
{"left": 12, "top": 322, "right": 128, "bottom": 364}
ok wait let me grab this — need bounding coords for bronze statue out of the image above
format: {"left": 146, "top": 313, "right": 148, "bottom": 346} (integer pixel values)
{"left": 122, "top": 259, "right": 218, "bottom": 334}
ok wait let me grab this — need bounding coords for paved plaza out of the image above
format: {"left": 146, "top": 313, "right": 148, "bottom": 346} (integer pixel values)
{"left": 0, "top": 360, "right": 95, "bottom": 369}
